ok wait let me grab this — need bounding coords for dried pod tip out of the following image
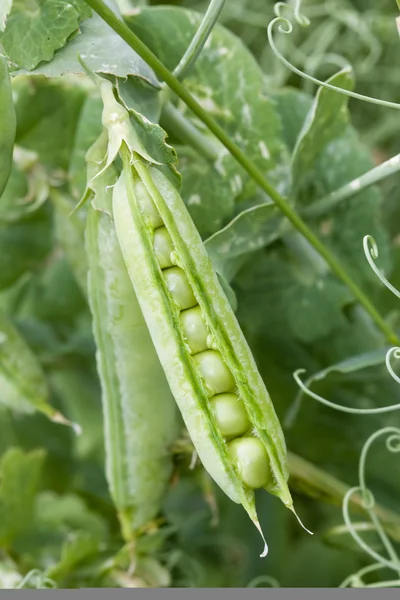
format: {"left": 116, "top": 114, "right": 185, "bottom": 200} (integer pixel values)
{"left": 50, "top": 411, "right": 83, "bottom": 436}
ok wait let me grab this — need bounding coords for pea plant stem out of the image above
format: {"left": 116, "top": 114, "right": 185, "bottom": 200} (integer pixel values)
{"left": 172, "top": 0, "right": 226, "bottom": 81}
{"left": 83, "top": 0, "right": 399, "bottom": 345}
{"left": 302, "top": 152, "right": 400, "bottom": 219}
{"left": 161, "top": 102, "right": 222, "bottom": 162}
{"left": 287, "top": 451, "right": 400, "bottom": 543}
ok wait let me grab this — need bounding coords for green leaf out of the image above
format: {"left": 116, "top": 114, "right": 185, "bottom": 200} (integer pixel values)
{"left": 0, "top": 204, "right": 52, "bottom": 290}
{"left": 285, "top": 346, "right": 390, "bottom": 427}
{"left": 116, "top": 76, "right": 161, "bottom": 123}
{"left": 0, "top": 148, "right": 49, "bottom": 223}
{"left": 270, "top": 87, "right": 312, "bottom": 153}
{"left": 236, "top": 248, "right": 352, "bottom": 344}
{"left": 48, "top": 367, "right": 103, "bottom": 460}
{"left": 0, "top": 54, "right": 16, "bottom": 198}
{"left": 27, "top": 256, "right": 87, "bottom": 325}
{"left": 0, "top": 0, "right": 90, "bottom": 71}
{"left": 310, "top": 130, "right": 391, "bottom": 286}
{"left": 179, "top": 157, "right": 234, "bottom": 238}
{"left": 51, "top": 192, "right": 88, "bottom": 295}
{"left": 13, "top": 75, "right": 87, "bottom": 172}
{"left": 0, "top": 311, "right": 73, "bottom": 425}
{"left": 68, "top": 93, "right": 103, "bottom": 201}
{"left": 115, "top": 77, "right": 179, "bottom": 187}
{"left": 27, "top": 3, "right": 158, "bottom": 84}
{"left": 291, "top": 69, "right": 354, "bottom": 191}
{"left": 0, "top": 447, "right": 45, "bottom": 547}
{"left": 0, "top": 0, "right": 12, "bottom": 32}
{"left": 46, "top": 532, "right": 100, "bottom": 582}
{"left": 205, "top": 202, "right": 283, "bottom": 281}
{"left": 36, "top": 491, "right": 107, "bottom": 540}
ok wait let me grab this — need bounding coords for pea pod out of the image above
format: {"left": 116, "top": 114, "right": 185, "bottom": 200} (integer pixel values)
{"left": 0, "top": 53, "right": 16, "bottom": 197}
{"left": 85, "top": 204, "right": 179, "bottom": 539}
{"left": 112, "top": 149, "right": 309, "bottom": 555}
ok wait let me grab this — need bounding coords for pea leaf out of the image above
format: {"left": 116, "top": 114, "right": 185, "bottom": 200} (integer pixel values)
{"left": 14, "top": 75, "right": 87, "bottom": 172}
{"left": 0, "top": 447, "right": 45, "bottom": 547}
{"left": 283, "top": 70, "right": 391, "bottom": 287}
{"left": 0, "top": 0, "right": 12, "bottom": 32}
{"left": 285, "top": 346, "right": 390, "bottom": 427}
{"left": 0, "top": 0, "right": 90, "bottom": 71}
{"left": 179, "top": 156, "right": 234, "bottom": 238}
{"left": 311, "top": 131, "right": 391, "bottom": 286}
{"left": 27, "top": 256, "right": 87, "bottom": 326}
{"left": 271, "top": 87, "right": 312, "bottom": 153}
{"left": 68, "top": 93, "right": 103, "bottom": 201}
{"left": 51, "top": 191, "right": 88, "bottom": 295}
{"left": 0, "top": 148, "right": 49, "bottom": 223}
{"left": 0, "top": 312, "right": 76, "bottom": 428}
{"left": 49, "top": 367, "right": 103, "bottom": 460}
{"left": 291, "top": 69, "right": 354, "bottom": 192}
{"left": 27, "top": 1, "right": 158, "bottom": 84}
{"left": 205, "top": 202, "right": 283, "bottom": 281}
{"left": 236, "top": 248, "right": 352, "bottom": 345}
{"left": 0, "top": 204, "right": 52, "bottom": 290}
{"left": 36, "top": 491, "right": 107, "bottom": 539}
{"left": 46, "top": 532, "right": 100, "bottom": 583}
{"left": 115, "top": 77, "right": 179, "bottom": 187}
{"left": 116, "top": 76, "right": 161, "bottom": 123}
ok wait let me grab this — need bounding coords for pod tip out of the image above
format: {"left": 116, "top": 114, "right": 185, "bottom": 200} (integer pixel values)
{"left": 50, "top": 411, "right": 82, "bottom": 436}
{"left": 254, "top": 520, "right": 269, "bottom": 558}
{"left": 290, "top": 505, "right": 313, "bottom": 535}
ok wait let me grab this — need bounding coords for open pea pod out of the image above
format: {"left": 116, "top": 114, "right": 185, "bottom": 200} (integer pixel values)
{"left": 112, "top": 149, "right": 308, "bottom": 555}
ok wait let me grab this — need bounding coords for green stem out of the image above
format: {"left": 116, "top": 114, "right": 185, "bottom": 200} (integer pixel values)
{"left": 287, "top": 451, "right": 400, "bottom": 543}
{"left": 161, "top": 102, "right": 221, "bottom": 162}
{"left": 302, "top": 153, "right": 400, "bottom": 219}
{"left": 82, "top": 0, "right": 399, "bottom": 346}
{"left": 173, "top": 0, "right": 226, "bottom": 81}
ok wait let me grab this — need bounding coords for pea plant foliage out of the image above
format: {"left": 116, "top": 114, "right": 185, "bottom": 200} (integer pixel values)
{"left": 0, "top": 0, "right": 400, "bottom": 589}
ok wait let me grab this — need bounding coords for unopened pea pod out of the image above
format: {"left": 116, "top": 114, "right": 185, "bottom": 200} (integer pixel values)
{"left": 112, "top": 154, "right": 305, "bottom": 555}
{"left": 0, "top": 54, "right": 16, "bottom": 198}
{"left": 85, "top": 205, "right": 179, "bottom": 539}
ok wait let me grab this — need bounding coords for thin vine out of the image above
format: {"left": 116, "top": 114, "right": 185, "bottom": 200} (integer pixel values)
{"left": 293, "top": 234, "right": 400, "bottom": 588}
{"left": 267, "top": 4, "right": 400, "bottom": 111}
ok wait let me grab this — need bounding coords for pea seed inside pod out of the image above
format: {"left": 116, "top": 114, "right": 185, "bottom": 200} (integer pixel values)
{"left": 180, "top": 306, "right": 209, "bottom": 354}
{"left": 228, "top": 437, "right": 272, "bottom": 489}
{"left": 163, "top": 266, "right": 197, "bottom": 310}
{"left": 135, "top": 180, "right": 163, "bottom": 229}
{"left": 210, "top": 393, "right": 250, "bottom": 438}
{"left": 153, "top": 227, "right": 174, "bottom": 269}
{"left": 193, "top": 349, "right": 235, "bottom": 395}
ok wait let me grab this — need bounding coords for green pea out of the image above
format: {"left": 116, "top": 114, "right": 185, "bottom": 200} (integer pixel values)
{"left": 228, "top": 437, "right": 272, "bottom": 489}
{"left": 210, "top": 393, "right": 250, "bottom": 438}
{"left": 180, "top": 306, "right": 209, "bottom": 354}
{"left": 193, "top": 349, "right": 235, "bottom": 395}
{"left": 163, "top": 266, "right": 197, "bottom": 310}
{"left": 136, "top": 180, "right": 163, "bottom": 229}
{"left": 153, "top": 226, "right": 174, "bottom": 269}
